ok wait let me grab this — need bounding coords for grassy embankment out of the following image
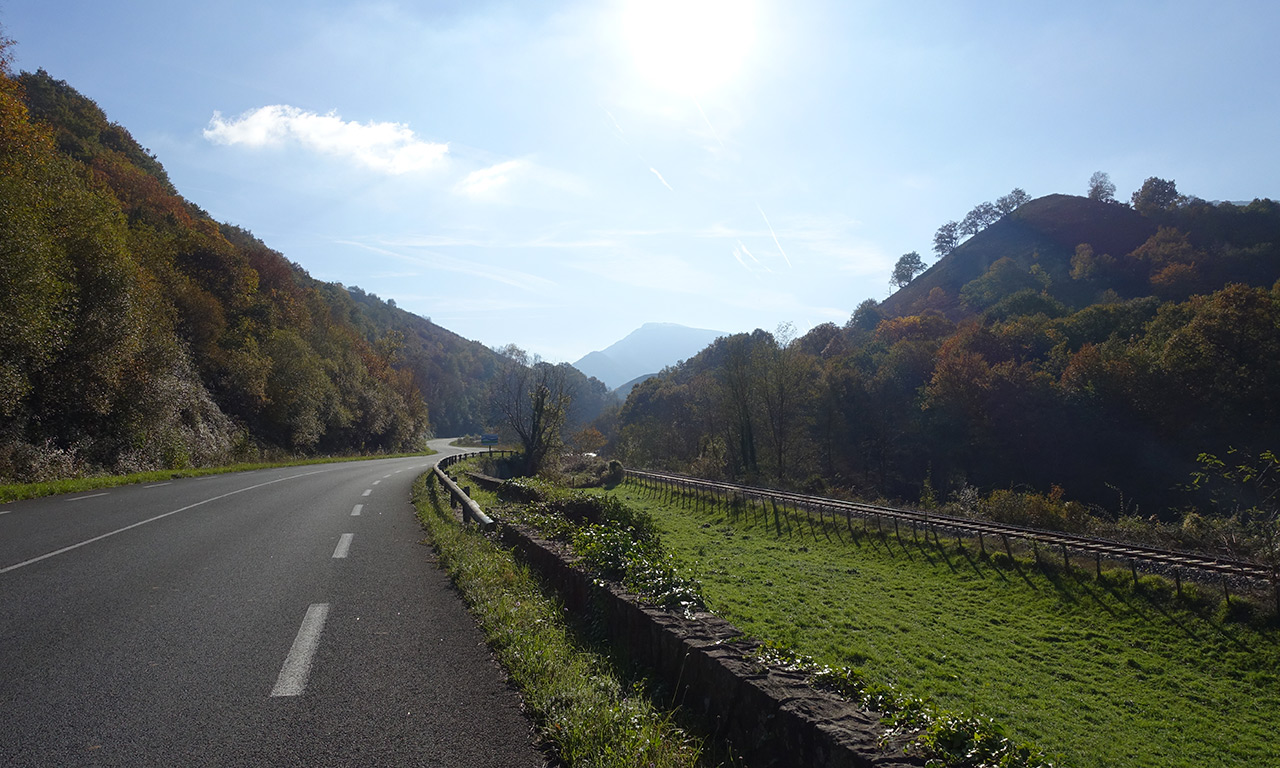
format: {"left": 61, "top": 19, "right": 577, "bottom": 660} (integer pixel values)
{"left": 411, "top": 472, "right": 710, "bottom": 768}
{"left": 0, "top": 449, "right": 438, "bottom": 504}
{"left": 611, "top": 478, "right": 1280, "bottom": 768}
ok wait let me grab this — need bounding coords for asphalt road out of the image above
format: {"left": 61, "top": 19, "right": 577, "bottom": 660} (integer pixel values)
{"left": 0, "top": 440, "right": 545, "bottom": 767}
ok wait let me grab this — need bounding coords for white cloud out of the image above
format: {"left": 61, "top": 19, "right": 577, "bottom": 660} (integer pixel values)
{"left": 204, "top": 105, "right": 448, "bottom": 174}
{"left": 451, "top": 158, "right": 591, "bottom": 202}
{"left": 453, "top": 159, "right": 526, "bottom": 199}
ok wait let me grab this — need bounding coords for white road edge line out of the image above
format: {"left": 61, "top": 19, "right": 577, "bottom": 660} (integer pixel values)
{"left": 361, "top": 489, "right": 372, "bottom": 497}
{"left": 0, "top": 468, "right": 340, "bottom": 575}
{"left": 144, "top": 482, "right": 171, "bottom": 489}
{"left": 332, "top": 534, "right": 353, "bottom": 559}
{"left": 270, "top": 603, "right": 331, "bottom": 697}
{"left": 351, "top": 504, "right": 363, "bottom": 516}
{"left": 68, "top": 493, "right": 109, "bottom": 502}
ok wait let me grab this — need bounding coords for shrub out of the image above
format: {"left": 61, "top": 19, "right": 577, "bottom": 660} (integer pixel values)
{"left": 981, "top": 487, "right": 1090, "bottom": 533}
{"left": 605, "top": 459, "right": 624, "bottom": 487}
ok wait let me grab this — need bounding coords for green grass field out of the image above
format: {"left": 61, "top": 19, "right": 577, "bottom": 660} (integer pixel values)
{"left": 612, "top": 481, "right": 1280, "bottom": 767}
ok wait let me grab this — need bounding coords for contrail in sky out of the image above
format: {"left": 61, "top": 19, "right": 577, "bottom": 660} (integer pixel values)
{"left": 732, "top": 242, "right": 767, "bottom": 280}
{"left": 736, "top": 240, "right": 771, "bottom": 272}
{"left": 757, "top": 204, "right": 792, "bottom": 267}
{"left": 694, "top": 99, "right": 725, "bottom": 148}
{"left": 649, "top": 168, "right": 674, "bottom": 191}
{"left": 603, "top": 106, "right": 676, "bottom": 193}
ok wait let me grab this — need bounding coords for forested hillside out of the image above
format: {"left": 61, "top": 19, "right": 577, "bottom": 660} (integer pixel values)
{"left": 0, "top": 60, "right": 502, "bottom": 481}
{"left": 613, "top": 190, "right": 1280, "bottom": 523}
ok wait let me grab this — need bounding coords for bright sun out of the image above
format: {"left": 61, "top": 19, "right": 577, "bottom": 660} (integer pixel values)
{"left": 621, "top": 0, "right": 757, "bottom": 97}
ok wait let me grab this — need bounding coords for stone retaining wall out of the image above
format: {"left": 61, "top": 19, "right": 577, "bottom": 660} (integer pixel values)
{"left": 497, "top": 522, "right": 922, "bottom": 768}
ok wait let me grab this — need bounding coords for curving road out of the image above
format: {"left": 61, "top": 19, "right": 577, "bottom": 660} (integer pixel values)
{"left": 0, "top": 439, "right": 544, "bottom": 767}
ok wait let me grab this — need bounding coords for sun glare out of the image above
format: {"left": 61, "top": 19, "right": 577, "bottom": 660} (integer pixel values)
{"left": 622, "top": 0, "right": 756, "bottom": 97}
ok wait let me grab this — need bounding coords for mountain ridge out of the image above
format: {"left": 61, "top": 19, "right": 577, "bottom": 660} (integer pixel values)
{"left": 572, "top": 322, "right": 726, "bottom": 390}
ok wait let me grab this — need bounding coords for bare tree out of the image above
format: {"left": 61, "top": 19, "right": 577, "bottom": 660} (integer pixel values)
{"left": 759, "top": 322, "right": 813, "bottom": 483}
{"left": 718, "top": 333, "right": 760, "bottom": 476}
{"left": 1087, "top": 171, "right": 1116, "bottom": 203}
{"left": 491, "top": 345, "right": 572, "bottom": 475}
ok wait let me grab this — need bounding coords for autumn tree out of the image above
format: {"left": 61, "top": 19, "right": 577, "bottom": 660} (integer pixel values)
{"left": 571, "top": 426, "right": 607, "bottom": 455}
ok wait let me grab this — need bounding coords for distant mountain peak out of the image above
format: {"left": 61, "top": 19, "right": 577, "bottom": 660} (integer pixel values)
{"left": 572, "top": 323, "right": 725, "bottom": 390}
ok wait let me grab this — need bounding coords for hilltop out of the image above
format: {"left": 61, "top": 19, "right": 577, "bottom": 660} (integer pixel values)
{"left": 610, "top": 188, "right": 1280, "bottom": 517}
{"left": 881, "top": 194, "right": 1157, "bottom": 317}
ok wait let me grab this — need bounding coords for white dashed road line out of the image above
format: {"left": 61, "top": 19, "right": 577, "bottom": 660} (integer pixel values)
{"left": 144, "top": 483, "right": 171, "bottom": 489}
{"left": 270, "top": 603, "right": 331, "bottom": 697}
{"left": 67, "top": 493, "right": 109, "bottom": 502}
{"left": 361, "top": 489, "right": 371, "bottom": 497}
{"left": 332, "top": 534, "right": 353, "bottom": 559}
{"left": 351, "top": 504, "right": 362, "bottom": 517}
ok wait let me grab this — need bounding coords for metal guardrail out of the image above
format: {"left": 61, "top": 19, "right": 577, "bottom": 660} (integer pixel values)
{"left": 627, "top": 468, "right": 1278, "bottom": 602}
{"left": 433, "top": 450, "right": 517, "bottom": 532}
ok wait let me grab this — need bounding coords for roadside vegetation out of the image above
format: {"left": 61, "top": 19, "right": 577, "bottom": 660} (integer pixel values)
{"left": 447, "top": 453, "right": 1059, "bottom": 767}
{"left": 613, "top": 476, "right": 1280, "bottom": 768}
{"left": 411, "top": 470, "right": 708, "bottom": 768}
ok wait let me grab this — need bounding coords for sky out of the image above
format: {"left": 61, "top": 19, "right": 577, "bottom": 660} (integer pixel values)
{"left": 6, "top": 1, "right": 1280, "bottom": 362}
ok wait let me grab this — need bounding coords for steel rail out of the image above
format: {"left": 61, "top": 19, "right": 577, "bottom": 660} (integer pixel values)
{"left": 628, "top": 469, "right": 1276, "bottom": 586}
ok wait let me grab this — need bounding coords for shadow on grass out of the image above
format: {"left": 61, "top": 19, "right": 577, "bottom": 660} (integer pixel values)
{"left": 957, "top": 546, "right": 987, "bottom": 578}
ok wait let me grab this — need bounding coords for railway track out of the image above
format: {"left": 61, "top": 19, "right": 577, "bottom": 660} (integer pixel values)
{"left": 628, "top": 469, "right": 1277, "bottom": 590}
